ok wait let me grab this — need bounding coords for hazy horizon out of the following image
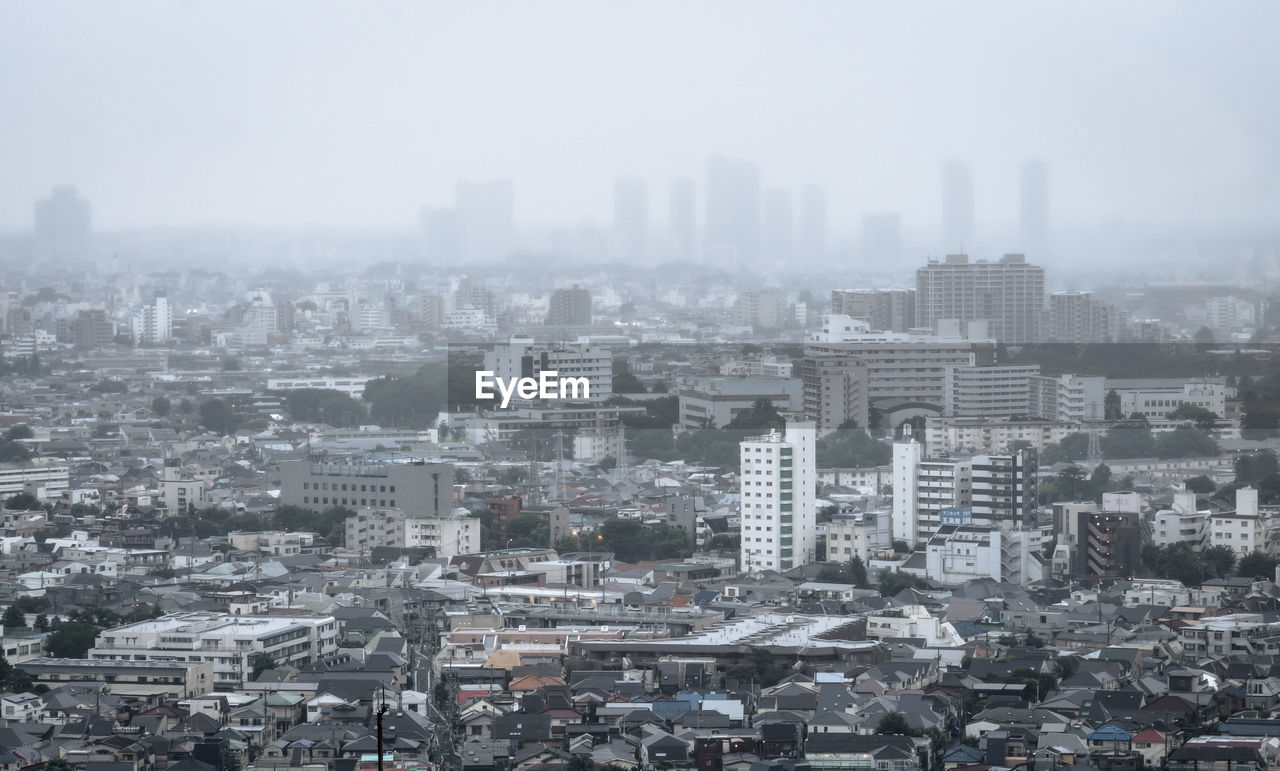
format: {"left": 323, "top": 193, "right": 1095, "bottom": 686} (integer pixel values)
{"left": 3, "top": 1, "right": 1279, "bottom": 246}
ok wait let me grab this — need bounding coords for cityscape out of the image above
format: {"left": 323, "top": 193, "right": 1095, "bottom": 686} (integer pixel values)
{"left": 3, "top": 4, "right": 1280, "bottom": 771}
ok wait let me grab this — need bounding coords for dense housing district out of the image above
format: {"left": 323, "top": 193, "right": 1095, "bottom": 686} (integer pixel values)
{"left": 1, "top": 249, "right": 1280, "bottom": 771}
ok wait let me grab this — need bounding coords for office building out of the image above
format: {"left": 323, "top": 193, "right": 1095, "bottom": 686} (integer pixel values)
{"left": 807, "top": 314, "right": 994, "bottom": 421}
{"left": 614, "top": 176, "right": 648, "bottom": 264}
{"left": 1108, "top": 378, "right": 1231, "bottom": 421}
{"left": 799, "top": 356, "right": 870, "bottom": 432}
{"left": 484, "top": 338, "right": 612, "bottom": 404}
{"left": 915, "top": 253, "right": 1046, "bottom": 344}
{"left": 941, "top": 161, "right": 974, "bottom": 252}
{"left": 89, "top": 612, "right": 339, "bottom": 689}
{"left": 456, "top": 179, "right": 513, "bottom": 264}
{"left": 34, "top": 186, "right": 90, "bottom": 261}
{"left": 280, "top": 458, "right": 453, "bottom": 516}
{"left": 678, "top": 375, "right": 802, "bottom": 430}
{"left": 132, "top": 290, "right": 173, "bottom": 345}
{"left": 1019, "top": 160, "right": 1049, "bottom": 256}
{"left": 829, "top": 289, "right": 916, "bottom": 333}
{"left": 740, "top": 422, "right": 817, "bottom": 572}
{"left": 546, "top": 285, "right": 593, "bottom": 326}
{"left": 704, "top": 155, "right": 761, "bottom": 268}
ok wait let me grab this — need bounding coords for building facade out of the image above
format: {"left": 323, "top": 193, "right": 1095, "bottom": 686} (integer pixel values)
{"left": 740, "top": 422, "right": 817, "bottom": 572}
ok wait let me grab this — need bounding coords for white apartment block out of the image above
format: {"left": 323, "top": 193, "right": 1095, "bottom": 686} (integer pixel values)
{"left": 227, "top": 531, "right": 316, "bottom": 556}
{"left": 892, "top": 437, "right": 972, "bottom": 546}
{"left": 825, "top": 516, "right": 871, "bottom": 564}
{"left": 1032, "top": 374, "right": 1107, "bottom": 422}
{"left": 131, "top": 291, "right": 172, "bottom": 345}
{"left": 1209, "top": 487, "right": 1265, "bottom": 558}
{"left": 344, "top": 507, "right": 478, "bottom": 561}
{"left": 1152, "top": 491, "right": 1209, "bottom": 549}
{"left": 740, "top": 422, "right": 817, "bottom": 572}
{"left": 89, "top": 612, "right": 338, "bottom": 689}
{"left": 0, "top": 463, "right": 70, "bottom": 502}
{"left": 485, "top": 338, "right": 612, "bottom": 404}
{"left": 925, "top": 415, "right": 1083, "bottom": 455}
{"left": 943, "top": 365, "right": 1041, "bottom": 418}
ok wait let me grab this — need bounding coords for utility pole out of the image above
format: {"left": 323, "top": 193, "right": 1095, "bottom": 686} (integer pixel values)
{"left": 376, "top": 690, "right": 388, "bottom": 771}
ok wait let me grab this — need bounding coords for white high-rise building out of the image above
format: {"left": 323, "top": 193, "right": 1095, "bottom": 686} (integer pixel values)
{"left": 483, "top": 338, "right": 613, "bottom": 404}
{"left": 132, "top": 291, "right": 172, "bottom": 345}
{"left": 739, "top": 421, "right": 817, "bottom": 572}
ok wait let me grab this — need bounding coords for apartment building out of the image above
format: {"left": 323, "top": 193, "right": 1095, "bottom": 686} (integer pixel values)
{"left": 89, "top": 612, "right": 339, "bottom": 689}
{"left": 915, "top": 253, "right": 1046, "bottom": 344}
{"left": 799, "top": 356, "right": 870, "bottom": 432}
{"left": 484, "top": 338, "right": 612, "bottom": 404}
{"left": 678, "top": 375, "right": 802, "bottom": 430}
{"left": 740, "top": 422, "right": 817, "bottom": 572}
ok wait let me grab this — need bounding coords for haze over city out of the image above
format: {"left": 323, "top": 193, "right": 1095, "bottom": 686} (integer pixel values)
{"left": 3, "top": 0, "right": 1279, "bottom": 276}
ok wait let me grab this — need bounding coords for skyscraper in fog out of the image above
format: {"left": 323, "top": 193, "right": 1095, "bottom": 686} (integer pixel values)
{"left": 132, "top": 290, "right": 172, "bottom": 345}
{"left": 862, "top": 213, "right": 902, "bottom": 262}
{"left": 1019, "top": 160, "right": 1049, "bottom": 256}
{"left": 34, "top": 185, "right": 90, "bottom": 260}
{"left": 704, "top": 155, "right": 761, "bottom": 268}
{"left": 669, "top": 177, "right": 696, "bottom": 263}
{"left": 798, "top": 184, "right": 827, "bottom": 262}
{"left": 419, "top": 207, "right": 458, "bottom": 264}
{"left": 613, "top": 176, "right": 648, "bottom": 264}
{"left": 456, "top": 179, "right": 513, "bottom": 264}
{"left": 941, "top": 161, "right": 974, "bottom": 252}
{"left": 762, "top": 188, "right": 794, "bottom": 264}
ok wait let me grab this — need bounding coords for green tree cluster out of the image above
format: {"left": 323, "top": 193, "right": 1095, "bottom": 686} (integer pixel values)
{"left": 878, "top": 569, "right": 928, "bottom": 596}
{"left": 280, "top": 388, "right": 367, "bottom": 426}
{"left": 816, "top": 429, "right": 891, "bottom": 468}
{"left": 1141, "top": 542, "right": 1236, "bottom": 586}
{"left": 816, "top": 557, "right": 870, "bottom": 588}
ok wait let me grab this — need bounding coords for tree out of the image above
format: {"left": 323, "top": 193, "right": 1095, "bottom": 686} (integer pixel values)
{"left": 221, "top": 357, "right": 242, "bottom": 371}
{"left": 199, "top": 398, "right": 240, "bottom": 435}
{"left": 1168, "top": 404, "right": 1220, "bottom": 430}
{"left": 2, "top": 605, "right": 24, "bottom": 629}
{"left": 876, "top": 711, "right": 917, "bottom": 736}
{"left": 568, "top": 756, "right": 595, "bottom": 771}
{"left": 613, "top": 359, "right": 646, "bottom": 394}
{"left": 1184, "top": 476, "right": 1216, "bottom": 494}
{"left": 0, "top": 441, "right": 30, "bottom": 463}
{"left": 150, "top": 396, "right": 172, "bottom": 417}
{"left": 1201, "top": 545, "right": 1236, "bottom": 579}
{"left": 4, "top": 492, "right": 40, "bottom": 511}
{"left": 3, "top": 425, "right": 32, "bottom": 441}
{"left": 1193, "top": 326, "right": 1216, "bottom": 345}
{"left": 816, "top": 429, "right": 892, "bottom": 468}
{"left": 281, "top": 388, "right": 367, "bottom": 427}
{"left": 1238, "top": 551, "right": 1279, "bottom": 580}
{"left": 1041, "top": 433, "right": 1091, "bottom": 465}
{"left": 44, "top": 622, "right": 99, "bottom": 658}
{"left": 725, "top": 399, "right": 785, "bottom": 431}
{"left": 1104, "top": 389, "right": 1122, "bottom": 421}
{"left": 252, "top": 653, "right": 277, "bottom": 679}
{"left": 1154, "top": 427, "right": 1218, "bottom": 459}
{"left": 1101, "top": 425, "right": 1154, "bottom": 459}
{"left": 878, "top": 569, "right": 928, "bottom": 597}
{"left": 846, "top": 556, "right": 869, "bottom": 588}
{"left": 1236, "top": 451, "right": 1280, "bottom": 488}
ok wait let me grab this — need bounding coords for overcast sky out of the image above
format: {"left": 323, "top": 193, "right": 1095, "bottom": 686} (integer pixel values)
{"left": 2, "top": 1, "right": 1277, "bottom": 237}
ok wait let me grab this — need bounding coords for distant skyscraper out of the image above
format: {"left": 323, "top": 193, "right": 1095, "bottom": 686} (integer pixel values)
{"left": 456, "top": 179, "right": 513, "bottom": 264}
{"left": 798, "top": 184, "right": 827, "bottom": 262}
{"left": 861, "top": 213, "right": 902, "bottom": 262}
{"left": 419, "top": 207, "right": 458, "bottom": 264}
{"left": 704, "top": 155, "right": 761, "bottom": 268}
{"left": 34, "top": 185, "right": 90, "bottom": 261}
{"left": 941, "top": 161, "right": 974, "bottom": 252}
{"left": 613, "top": 176, "right": 648, "bottom": 264}
{"left": 1019, "top": 160, "right": 1049, "bottom": 256}
{"left": 669, "top": 177, "right": 696, "bottom": 263}
{"left": 546, "top": 284, "right": 592, "bottom": 326}
{"left": 761, "top": 188, "right": 794, "bottom": 264}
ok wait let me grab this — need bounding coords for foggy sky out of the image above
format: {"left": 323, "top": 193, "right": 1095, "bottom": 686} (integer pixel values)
{"left": 2, "top": 1, "right": 1278, "bottom": 236}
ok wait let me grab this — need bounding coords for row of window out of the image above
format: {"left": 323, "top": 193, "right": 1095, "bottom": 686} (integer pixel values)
{"left": 304, "top": 497, "right": 396, "bottom": 507}
{"left": 303, "top": 481, "right": 396, "bottom": 493}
